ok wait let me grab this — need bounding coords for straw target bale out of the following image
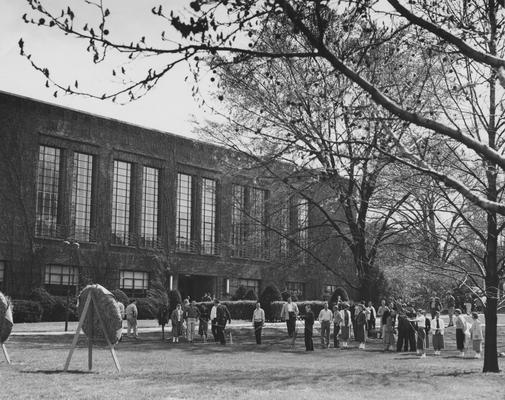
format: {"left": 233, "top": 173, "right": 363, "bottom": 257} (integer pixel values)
{"left": 78, "top": 284, "right": 122, "bottom": 345}
{"left": 0, "top": 291, "right": 13, "bottom": 343}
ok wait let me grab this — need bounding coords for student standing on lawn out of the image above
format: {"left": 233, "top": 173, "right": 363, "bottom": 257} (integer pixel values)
{"left": 210, "top": 299, "right": 219, "bottom": 342}
{"left": 350, "top": 301, "right": 357, "bottom": 341}
{"left": 304, "top": 304, "right": 315, "bottom": 351}
{"left": 252, "top": 302, "right": 265, "bottom": 344}
{"left": 396, "top": 308, "right": 409, "bottom": 352}
{"left": 470, "top": 312, "right": 483, "bottom": 359}
{"left": 355, "top": 304, "right": 367, "bottom": 349}
{"left": 383, "top": 308, "right": 397, "bottom": 352}
{"left": 171, "top": 303, "right": 184, "bottom": 343}
{"left": 199, "top": 305, "right": 209, "bottom": 343}
{"left": 340, "top": 303, "right": 352, "bottom": 348}
{"left": 432, "top": 311, "right": 445, "bottom": 355}
{"left": 281, "top": 296, "right": 299, "bottom": 338}
{"left": 216, "top": 300, "right": 232, "bottom": 345}
{"left": 377, "top": 299, "right": 387, "bottom": 339}
{"left": 406, "top": 305, "right": 418, "bottom": 352}
{"left": 182, "top": 298, "right": 190, "bottom": 340}
{"left": 333, "top": 304, "right": 343, "bottom": 348}
{"left": 185, "top": 300, "right": 200, "bottom": 343}
{"left": 366, "top": 301, "right": 377, "bottom": 336}
{"left": 415, "top": 309, "right": 427, "bottom": 358}
{"left": 424, "top": 310, "right": 431, "bottom": 349}
{"left": 318, "top": 302, "right": 333, "bottom": 348}
{"left": 125, "top": 299, "right": 138, "bottom": 338}
{"left": 454, "top": 309, "right": 467, "bottom": 357}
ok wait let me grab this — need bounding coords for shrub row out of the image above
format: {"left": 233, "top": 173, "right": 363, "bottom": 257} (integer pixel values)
{"left": 11, "top": 300, "right": 43, "bottom": 323}
{"left": 29, "top": 288, "right": 78, "bottom": 322}
{"left": 195, "top": 300, "right": 257, "bottom": 321}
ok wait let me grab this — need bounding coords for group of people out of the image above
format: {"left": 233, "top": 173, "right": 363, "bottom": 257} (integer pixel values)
{"left": 293, "top": 297, "right": 484, "bottom": 359}
{"left": 119, "top": 294, "right": 485, "bottom": 358}
{"left": 170, "top": 299, "right": 232, "bottom": 345}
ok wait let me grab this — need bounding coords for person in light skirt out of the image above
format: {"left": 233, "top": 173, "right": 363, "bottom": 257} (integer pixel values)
{"left": 432, "top": 311, "right": 445, "bottom": 355}
{"left": 470, "top": 312, "right": 483, "bottom": 359}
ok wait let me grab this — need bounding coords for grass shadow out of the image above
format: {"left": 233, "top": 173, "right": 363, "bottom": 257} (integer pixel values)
{"left": 20, "top": 369, "right": 96, "bottom": 375}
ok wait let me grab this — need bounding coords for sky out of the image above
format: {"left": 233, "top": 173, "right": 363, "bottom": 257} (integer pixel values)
{"left": 0, "top": 0, "right": 217, "bottom": 139}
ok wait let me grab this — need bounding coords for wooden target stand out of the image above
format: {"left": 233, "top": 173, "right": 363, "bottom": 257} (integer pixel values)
{"left": 1, "top": 343, "right": 10, "bottom": 364}
{"left": 64, "top": 292, "right": 121, "bottom": 372}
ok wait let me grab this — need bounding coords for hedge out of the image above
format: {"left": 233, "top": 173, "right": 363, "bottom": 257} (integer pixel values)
{"left": 12, "top": 300, "right": 43, "bottom": 323}
{"left": 29, "top": 288, "right": 78, "bottom": 322}
{"left": 29, "top": 288, "right": 56, "bottom": 321}
{"left": 134, "top": 298, "right": 157, "bottom": 319}
{"left": 259, "top": 285, "right": 282, "bottom": 322}
{"left": 196, "top": 300, "right": 257, "bottom": 320}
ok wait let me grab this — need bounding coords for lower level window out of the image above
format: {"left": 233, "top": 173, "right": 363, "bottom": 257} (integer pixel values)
{"left": 120, "top": 270, "right": 149, "bottom": 297}
{"left": 323, "top": 284, "right": 337, "bottom": 294}
{"left": 286, "top": 281, "right": 305, "bottom": 300}
{"left": 229, "top": 278, "right": 260, "bottom": 297}
{"left": 44, "top": 264, "right": 78, "bottom": 295}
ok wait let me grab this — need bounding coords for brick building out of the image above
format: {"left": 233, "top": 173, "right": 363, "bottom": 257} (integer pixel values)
{"left": 0, "top": 91, "right": 352, "bottom": 301}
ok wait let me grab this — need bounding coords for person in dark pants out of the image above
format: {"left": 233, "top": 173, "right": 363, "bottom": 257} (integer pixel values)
{"left": 396, "top": 310, "right": 409, "bottom": 352}
{"left": 333, "top": 304, "right": 343, "bottom": 348}
{"left": 304, "top": 304, "right": 315, "bottom": 351}
{"left": 216, "top": 300, "right": 232, "bottom": 345}
{"left": 252, "top": 302, "right": 265, "bottom": 344}
{"left": 406, "top": 306, "right": 417, "bottom": 352}
{"left": 210, "top": 299, "right": 219, "bottom": 342}
{"left": 281, "top": 297, "right": 299, "bottom": 337}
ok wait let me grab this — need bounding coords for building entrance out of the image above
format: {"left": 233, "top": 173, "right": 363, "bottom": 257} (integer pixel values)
{"left": 178, "top": 275, "right": 216, "bottom": 302}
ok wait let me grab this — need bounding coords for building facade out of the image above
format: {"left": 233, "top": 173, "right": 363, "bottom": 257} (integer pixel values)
{"left": 0, "top": 91, "right": 352, "bottom": 301}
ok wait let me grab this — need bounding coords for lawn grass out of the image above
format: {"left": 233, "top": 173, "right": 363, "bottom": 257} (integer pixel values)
{"left": 2, "top": 322, "right": 505, "bottom": 400}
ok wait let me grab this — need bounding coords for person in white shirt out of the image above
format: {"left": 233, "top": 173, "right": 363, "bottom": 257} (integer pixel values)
{"left": 366, "top": 301, "right": 376, "bottom": 336}
{"left": 281, "top": 297, "right": 299, "bottom": 338}
{"left": 432, "top": 311, "right": 445, "bottom": 355}
{"left": 210, "top": 299, "right": 219, "bottom": 343}
{"left": 170, "top": 303, "right": 184, "bottom": 342}
{"left": 470, "top": 312, "right": 483, "bottom": 358}
{"left": 252, "top": 302, "right": 266, "bottom": 344}
{"left": 125, "top": 299, "right": 138, "bottom": 338}
{"left": 415, "top": 309, "right": 427, "bottom": 358}
{"left": 340, "top": 303, "right": 352, "bottom": 348}
{"left": 377, "top": 299, "right": 387, "bottom": 339}
{"left": 318, "top": 302, "right": 333, "bottom": 348}
{"left": 333, "top": 304, "right": 343, "bottom": 348}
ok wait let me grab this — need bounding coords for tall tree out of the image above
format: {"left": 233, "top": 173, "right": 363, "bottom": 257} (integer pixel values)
{"left": 21, "top": 0, "right": 505, "bottom": 372}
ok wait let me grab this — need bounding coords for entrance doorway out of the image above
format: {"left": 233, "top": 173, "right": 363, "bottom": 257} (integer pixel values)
{"left": 178, "top": 275, "right": 216, "bottom": 301}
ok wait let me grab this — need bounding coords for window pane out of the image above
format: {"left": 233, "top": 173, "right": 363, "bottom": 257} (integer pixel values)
{"left": 298, "top": 200, "right": 309, "bottom": 262}
{"left": 249, "top": 188, "right": 266, "bottom": 259}
{"left": 44, "top": 265, "right": 78, "bottom": 286}
{"left": 140, "top": 166, "right": 159, "bottom": 247}
{"left": 112, "top": 161, "right": 131, "bottom": 245}
{"left": 120, "top": 270, "right": 149, "bottom": 290}
{"left": 176, "top": 173, "right": 192, "bottom": 251}
{"left": 201, "top": 178, "right": 216, "bottom": 254}
{"left": 35, "top": 145, "right": 61, "bottom": 237}
{"left": 287, "top": 281, "right": 305, "bottom": 299}
{"left": 231, "top": 185, "right": 246, "bottom": 257}
{"left": 71, "top": 152, "right": 93, "bottom": 242}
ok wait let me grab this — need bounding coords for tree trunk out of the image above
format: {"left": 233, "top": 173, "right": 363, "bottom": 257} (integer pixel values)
{"left": 483, "top": 293, "right": 499, "bottom": 372}
{"left": 483, "top": 215, "right": 499, "bottom": 372}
